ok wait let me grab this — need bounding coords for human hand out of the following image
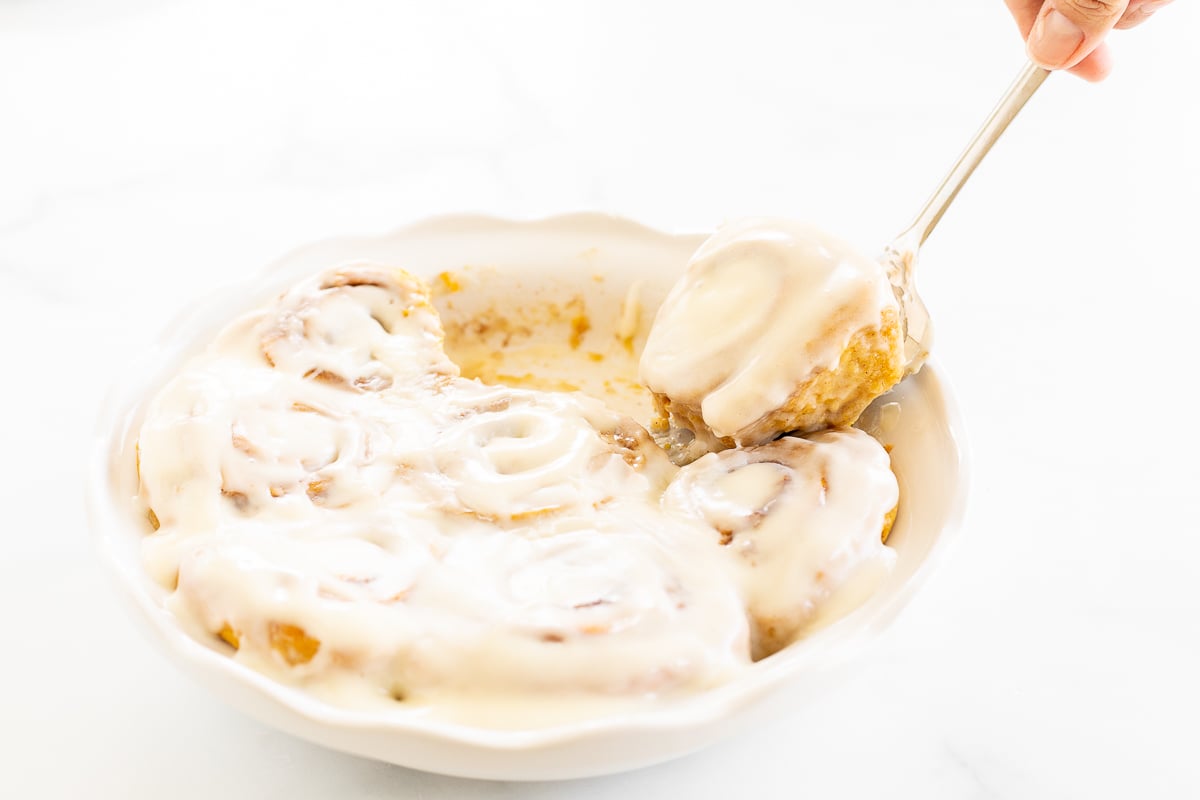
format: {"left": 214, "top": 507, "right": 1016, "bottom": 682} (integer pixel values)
{"left": 1005, "top": 0, "right": 1173, "bottom": 81}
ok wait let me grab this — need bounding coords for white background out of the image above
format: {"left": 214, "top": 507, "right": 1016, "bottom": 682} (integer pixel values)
{"left": 2, "top": 0, "right": 1198, "bottom": 797}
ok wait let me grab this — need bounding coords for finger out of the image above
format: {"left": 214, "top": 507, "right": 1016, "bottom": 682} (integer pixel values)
{"left": 1115, "top": 0, "right": 1173, "bottom": 29}
{"left": 1005, "top": 0, "right": 1044, "bottom": 36}
{"left": 1007, "top": 0, "right": 1112, "bottom": 81}
{"left": 1027, "top": 0, "right": 1130, "bottom": 70}
{"left": 1067, "top": 42, "right": 1114, "bottom": 81}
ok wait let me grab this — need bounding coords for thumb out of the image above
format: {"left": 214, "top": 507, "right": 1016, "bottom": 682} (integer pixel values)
{"left": 1027, "top": 0, "right": 1130, "bottom": 70}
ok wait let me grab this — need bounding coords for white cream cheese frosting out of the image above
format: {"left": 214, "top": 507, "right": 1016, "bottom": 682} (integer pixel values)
{"left": 134, "top": 261, "right": 900, "bottom": 719}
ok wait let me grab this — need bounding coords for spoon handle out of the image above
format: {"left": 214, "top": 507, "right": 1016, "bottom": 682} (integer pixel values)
{"left": 903, "top": 61, "right": 1050, "bottom": 248}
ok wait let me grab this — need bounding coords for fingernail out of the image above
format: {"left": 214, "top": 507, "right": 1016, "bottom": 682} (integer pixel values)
{"left": 1027, "top": 8, "right": 1085, "bottom": 69}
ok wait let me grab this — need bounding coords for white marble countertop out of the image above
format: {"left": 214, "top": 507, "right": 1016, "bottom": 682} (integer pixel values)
{"left": 2, "top": 1, "right": 1198, "bottom": 797}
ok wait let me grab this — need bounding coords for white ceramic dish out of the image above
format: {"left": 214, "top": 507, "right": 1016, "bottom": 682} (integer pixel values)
{"left": 87, "top": 213, "right": 969, "bottom": 781}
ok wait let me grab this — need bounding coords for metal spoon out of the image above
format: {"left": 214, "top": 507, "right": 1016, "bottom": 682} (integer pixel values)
{"left": 886, "top": 60, "right": 1051, "bottom": 373}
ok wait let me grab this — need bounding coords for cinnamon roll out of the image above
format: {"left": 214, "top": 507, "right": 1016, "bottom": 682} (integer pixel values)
{"left": 663, "top": 428, "right": 899, "bottom": 659}
{"left": 260, "top": 264, "right": 457, "bottom": 391}
{"left": 640, "top": 219, "right": 905, "bottom": 455}
{"left": 431, "top": 384, "right": 674, "bottom": 522}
